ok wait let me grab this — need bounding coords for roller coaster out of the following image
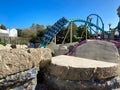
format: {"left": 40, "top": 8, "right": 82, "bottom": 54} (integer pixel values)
{"left": 41, "top": 14, "right": 119, "bottom": 48}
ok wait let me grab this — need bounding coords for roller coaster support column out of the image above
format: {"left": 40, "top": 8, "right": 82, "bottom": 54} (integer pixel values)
{"left": 54, "top": 36, "right": 56, "bottom": 44}
{"left": 85, "top": 25, "right": 87, "bottom": 40}
{"left": 70, "top": 22, "right": 73, "bottom": 43}
{"left": 110, "top": 29, "right": 114, "bottom": 40}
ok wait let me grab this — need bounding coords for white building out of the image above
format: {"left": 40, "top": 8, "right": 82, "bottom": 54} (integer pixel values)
{"left": 0, "top": 28, "right": 18, "bottom": 43}
{"left": 9, "top": 28, "right": 18, "bottom": 37}
{"left": 0, "top": 29, "right": 9, "bottom": 43}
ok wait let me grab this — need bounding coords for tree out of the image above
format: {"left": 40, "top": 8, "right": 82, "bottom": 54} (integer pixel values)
{"left": 36, "top": 24, "right": 44, "bottom": 31}
{"left": 36, "top": 24, "right": 45, "bottom": 37}
{"left": 21, "top": 29, "right": 36, "bottom": 38}
{"left": 56, "top": 27, "right": 68, "bottom": 44}
{"left": 117, "top": 6, "right": 120, "bottom": 17}
{"left": 77, "top": 25, "right": 90, "bottom": 40}
{"left": 46, "top": 25, "right": 52, "bottom": 29}
{"left": 17, "top": 29, "right": 22, "bottom": 37}
{"left": 29, "top": 23, "right": 46, "bottom": 43}
{"left": 66, "top": 23, "right": 79, "bottom": 42}
{"left": 67, "top": 22, "right": 78, "bottom": 35}
{"left": 0, "top": 24, "right": 7, "bottom": 30}
{"left": 30, "top": 23, "right": 36, "bottom": 30}
{"left": 56, "top": 23, "right": 79, "bottom": 44}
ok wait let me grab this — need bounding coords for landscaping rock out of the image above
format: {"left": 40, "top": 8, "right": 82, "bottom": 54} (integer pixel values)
{"left": 0, "top": 68, "right": 38, "bottom": 90}
{"left": 0, "top": 48, "right": 52, "bottom": 79}
{"left": 44, "top": 74, "right": 120, "bottom": 90}
{"left": 54, "top": 45, "right": 69, "bottom": 56}
{"left": 47, "top": 55, "right": 118, "bottom": 81}
{"left": 74, "top": 40, "right": 119, "bottom": 63}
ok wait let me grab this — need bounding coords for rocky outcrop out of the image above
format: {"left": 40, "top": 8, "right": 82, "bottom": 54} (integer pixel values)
{"left": 45, "top": 74, "right": 120, "bottom": 90}
{"left": 0, "top": 48, "right": 52, "bottom": 79}
{"left": 0, "top": 44, "right": 12, "bottom": 50}
{"left": 45, "top": 55, "right": 119, "bottom": 90}
{"left": 47, "top": 55, "right": 118, "bottom": 81}
{"left": 0, "top": 68, "right": 38, "bottom": 90}
{"left": 0, "top": 44, "right": 28, "bottom": 50}
{"left": 74, "top": 40, "right": 119, "bottom": 63}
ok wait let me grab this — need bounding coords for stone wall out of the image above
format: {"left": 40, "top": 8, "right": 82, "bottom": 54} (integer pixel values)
{"left": 0, "top": 48, "right": 52, "bottom": 89}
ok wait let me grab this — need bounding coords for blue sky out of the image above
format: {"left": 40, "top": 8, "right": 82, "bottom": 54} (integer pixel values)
{"left": 0, "top": 0, "right": 119, "bottom": 30}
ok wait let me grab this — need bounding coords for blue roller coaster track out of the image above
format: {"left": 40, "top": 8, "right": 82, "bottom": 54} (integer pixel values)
{"left": 41, "top": 16, "right": 105, "bottom": 48}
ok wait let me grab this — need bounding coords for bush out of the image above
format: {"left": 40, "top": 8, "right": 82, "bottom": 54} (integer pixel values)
{"left": 0, "top": 42, "right": 6, "bottom": 46}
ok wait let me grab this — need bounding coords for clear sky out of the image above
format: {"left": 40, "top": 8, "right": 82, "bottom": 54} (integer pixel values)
{"left": 0, "top": 0, "right": 120, "bottom": 30}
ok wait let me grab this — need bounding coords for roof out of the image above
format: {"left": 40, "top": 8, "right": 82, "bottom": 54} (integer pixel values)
{"left": 0, "top": 29, "right": 9, "bottom": 34}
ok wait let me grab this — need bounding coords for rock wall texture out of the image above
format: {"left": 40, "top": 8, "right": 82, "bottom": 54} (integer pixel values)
{"left": 0, "top": 48, "right": 52, "bottom": 79}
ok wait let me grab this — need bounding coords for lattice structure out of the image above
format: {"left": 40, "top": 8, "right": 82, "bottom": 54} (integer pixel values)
{"left": 41, "top": 17, "right": 68, "bottom": 48}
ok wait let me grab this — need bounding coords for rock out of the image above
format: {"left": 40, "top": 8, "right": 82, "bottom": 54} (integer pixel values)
{"left": 0, "top": 68, "right": 38, "bottom": 90}
{"left": 0, "top": 48, "right": 52, "bottom": 78}
{"left": 46, "top": 42, "right": 59, "bottom": 53}
{"left": 54, "top": 45, "right": 69, "bottom": 56}
{"left": 0, "top": 44, "right": 12, "bottom": 50}
{"left": 16, "top": 44, "right": 28, "bottom": 49}
{"left": 74, "top": 40, "right": 119, "bottom": 63}
{"left": 47, "top": 55, "right": 118, "bottom": 81}
{"left": 11, "top": 44, "right": 16, "bottom": 48}
{"left": 44, "top": 74, "right": 120, "bottom": 90}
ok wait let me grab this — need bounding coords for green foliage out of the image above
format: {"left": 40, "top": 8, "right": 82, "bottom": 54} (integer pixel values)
{"left": 77, "top": 25, "right": 90, "bottom": 40}
{"left": 56, "top": 27, "right": 68, "bottom": 44}
{"left": 56, "top": 23, "right": 79, "bottom": 44}
{"left": 17, "top": 29, "right": 22, "bottom": 37}
{"left": 18, "top": 23, "right": 91, "bottom": 44}
{"left": 67, "top": 23, "right": 78, "bottom": 35}
{"left": 117, "top": 6, "right": 120, "bottom": 17}
{"left": 0, "top": 24, "right": 7, "bottom": 30}
{"left": 0, "top": 42, "right": 6, "bottom": 46}
{"left": 29, "top": 36, "right": 42, "bottom": 43}
{"left": 21, "top": 29, "right": 36, "bottom": 38}
{"left": 37, "top": 29, "right": 46, "bottom": 37}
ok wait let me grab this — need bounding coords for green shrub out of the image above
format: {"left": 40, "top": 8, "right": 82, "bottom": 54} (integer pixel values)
{"left": 0, "top": 42, "right": 6, "bottom": 46}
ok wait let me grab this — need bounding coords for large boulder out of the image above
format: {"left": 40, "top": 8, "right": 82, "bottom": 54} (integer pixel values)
{"left": 46, "top": 42, "right": 59, "bottom": 54}
{"left": 54, "top": 45, "right": 69, "bottom": 56}
{"left": 0, "top": 48, "right": 52, "bottom": 78}
{"left": 45, "top": 55, "right": 119, "bottom": 90}
{"left": 74, "top": 40, "right": 119, "bottom": 63}
{"left": 47, "top": 55, "right": 118, "bottom": 81}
